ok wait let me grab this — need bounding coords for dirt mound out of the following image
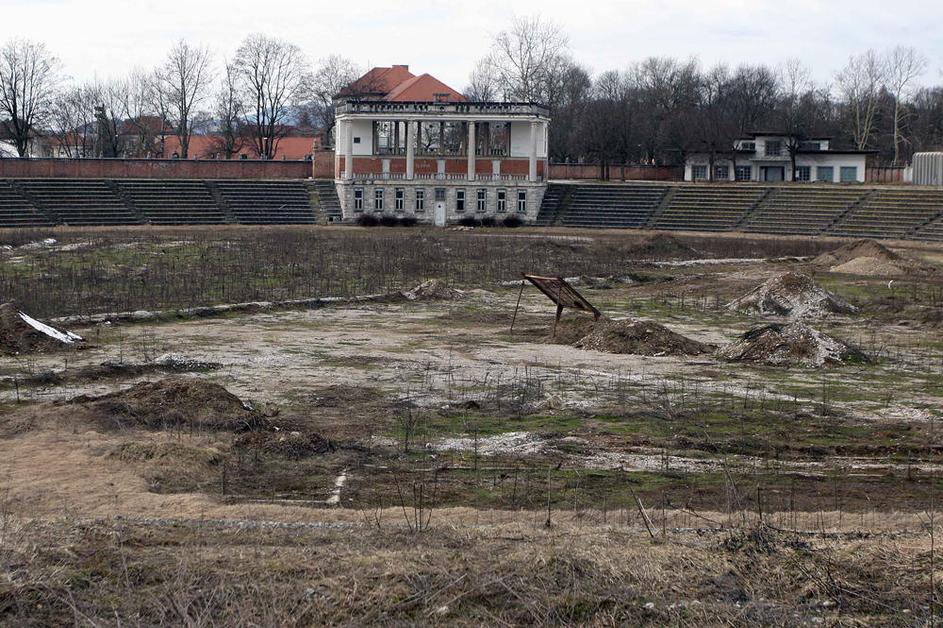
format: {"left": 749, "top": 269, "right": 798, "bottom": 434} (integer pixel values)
{"left": 631, "top": 233, "right": 701, "bottom": 259}
{"left": 719, "top": 322, "right": 870, "bottom": 368}
{"left": 553, "top": 316, "right": 711, "bottom": 356}
{"left": 814, "top": 239, "right": 934, "bottom": 277}
{"left": 0, "top": 302, "right": 83, "bottom": 355}
{"left": 402, "top": 279, "right": 465, "bottom": 301}
{"left": 70, "top": 379, "right": 265, "bottom": 432}
{"left": 727, "top": 272, "right": 857, "bottom": 318}
{"left": 234, "top": 429, "right": 334, "bottom": 459}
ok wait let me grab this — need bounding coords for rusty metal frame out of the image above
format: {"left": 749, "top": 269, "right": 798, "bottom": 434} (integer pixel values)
{"left": 510, "top": 273, "right": 601, "bottom": 336}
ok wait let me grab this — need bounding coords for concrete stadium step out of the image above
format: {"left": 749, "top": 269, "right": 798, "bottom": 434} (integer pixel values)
{"left": 117, "top": 180, "right": 225, "bottom": 224}
{"left": 743, "top": 188, "right": 867, "bottom": 235}
{"left": 650, "top": 187, "right": 765, "bottom": 231}
{"left": 16, "top": 178, "right": 140, "bottom": 225}
{"left": 0, "top": 180, "right": 51, "bottom": 227}
{"left": 543, "top": 183, "right": 668, "bottom": 227}
{"left": 216, "top": 180, "right": 315, "bottom": 224}
{"left": 828, "top": 189, "right": 943, "bottom": 239}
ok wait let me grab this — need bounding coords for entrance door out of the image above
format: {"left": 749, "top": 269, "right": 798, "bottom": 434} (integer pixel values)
{"left": 762, "top": 166, "right": 785, "bottom": 182}
{"left": 434, "top": 202, "right": 447, "bottom": 226}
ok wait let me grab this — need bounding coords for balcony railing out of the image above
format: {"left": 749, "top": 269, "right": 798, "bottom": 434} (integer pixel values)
{"left": 374, "top": 147, "right": 510, "bottom": 158}
{"left": 337, "top": 100, "right": 549, "bottom": 117}
{"left": 348, "top": 172, "right": 540, "bottom": 182}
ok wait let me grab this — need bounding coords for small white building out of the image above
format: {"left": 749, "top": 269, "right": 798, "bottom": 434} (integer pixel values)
{"left": 685, "top": 134, "right": 873, "bottom": 183}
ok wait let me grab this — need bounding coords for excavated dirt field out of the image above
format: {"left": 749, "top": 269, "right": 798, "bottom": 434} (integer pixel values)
{"left": 2, "top": 226, "right": 943, "bottom": 624}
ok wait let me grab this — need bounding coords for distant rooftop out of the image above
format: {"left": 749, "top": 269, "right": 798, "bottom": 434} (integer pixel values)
{"left": 336, "top": 65, "right": 466, "bottom": 104}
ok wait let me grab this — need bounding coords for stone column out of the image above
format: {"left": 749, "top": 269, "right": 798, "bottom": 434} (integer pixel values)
{"left": 343, "top": 119, "right": 354, "bottom": 180}
{"left": 467, "top": 121, "right": 476, "bottom": 181}
{"left": 406, "top": 120, "right": 416, "bottom": 180}
{"left": 528, "top": 120, "right": 538, "bottom": 182}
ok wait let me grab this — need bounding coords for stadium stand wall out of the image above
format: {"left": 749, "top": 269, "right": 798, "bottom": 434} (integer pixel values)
{"left": 537, "top": 182, "right": 943, "bottom": 243}
{"left": 0, "top": 158, "right": 311, "bottom": 179}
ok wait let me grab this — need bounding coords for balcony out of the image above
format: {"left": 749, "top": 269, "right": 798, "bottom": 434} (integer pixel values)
{"left": 337, "top": 101, "right": 549, "bottom": 118}
{"left": 347, "top": 172, "right": 538, "bottom": 182}
{"left": 374, "top": 147, "right": 510, "bottom": 158}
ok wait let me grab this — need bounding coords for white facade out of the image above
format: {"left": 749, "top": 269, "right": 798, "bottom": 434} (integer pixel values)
{"left": 685, "top": 135, "right": 870, "bottom": 183}
{"left": 333, "top": 101, "right": 550, "bottom": 223}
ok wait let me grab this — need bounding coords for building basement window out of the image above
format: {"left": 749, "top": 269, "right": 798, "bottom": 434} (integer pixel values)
{"left": 476, "top": 189, "right": 487, "bottom": 213}
{"left": 394, "top": 188, "right": 404, "bottom": 211}
{"left": 517, "top": 190, "right": 527, "bottom": 213}
{"left": 353, "top": 188, "right": 364, "bottom": 211}
{"left": 374, "top": 188, "right": 384, "bottom": 211}
{"left": 415, "top": 188, "right": 425, "bottom": 212}
{"left": 497, "top": 189, "right": 507, "bottom": 213}
{"left": 456, "top": 189, "right": 465, "bottom": 212}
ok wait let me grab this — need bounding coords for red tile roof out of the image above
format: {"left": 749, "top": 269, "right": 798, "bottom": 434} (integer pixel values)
{"left": 163, "top": 135, "right": 320, "bottom": 160}
{"left": 338, "top": 66, "right": 466, "bottom": 103}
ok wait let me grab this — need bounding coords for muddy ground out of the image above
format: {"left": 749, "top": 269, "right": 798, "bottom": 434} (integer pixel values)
{"left": 2, "top": 226, "right": 943, "bottom": 624}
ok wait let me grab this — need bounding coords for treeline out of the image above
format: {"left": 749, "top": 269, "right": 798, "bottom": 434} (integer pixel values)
{"left": 1, "top": 18, "right": 941, "bottom": 165}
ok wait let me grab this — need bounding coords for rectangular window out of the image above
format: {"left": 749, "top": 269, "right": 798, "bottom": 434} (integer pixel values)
{"left": 840, "top": 166, "right": 858, "bottom": 182}
{"left": 816, "top": 166, "right": 834, "bottom": 183}
{"left": 735, "top": 166, "right": 752, "bottom": 181}
{"left": 353, "top": 188, "right": 364, "bottom": 211}
{"left": 799, "top": 141, "right": 821, "bottom": 151}
{"left": 415, "top": 188, "right": 425, "bottom": 212}
{"left": 456, "top": 188, "right": 465, "bottom": 212}
{"left": 714, "top": 165, "right": 729, "bottom": 181}
{"left": 374, "top": 188, "right": 384, "bottom": 211}
{"left": 765, "top": 140, "right": 782, "bottom": 156}
{"left": 795, "top": 166, "right": 811, "bottom": 182}
{"left": 394, "top": 188, "right": 404, "bottom": 211}
{"left": 496, "top": 189, "right": 507, "bottom": 213}
{"left": 691, "top": 165, "right": 707, "bottom": 181}
{"left": 476, "top": 189, "right": 487, "bottom": 213}
{"left": 434, "top": 188, "right": 446, "bottom": 202}
{"left": 517, "top": 190, "right": 527, "bottom": 213}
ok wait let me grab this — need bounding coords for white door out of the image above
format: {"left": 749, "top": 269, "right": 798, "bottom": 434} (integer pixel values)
{"left": 434, "top": 202, "right": 447, "bottom": 227}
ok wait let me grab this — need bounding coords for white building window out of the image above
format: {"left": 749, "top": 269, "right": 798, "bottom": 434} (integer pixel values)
{"left": 840, "top": 166, "right": 858, "bottom": 183}
{"left": 714, "top": 165, "right": 729, "bottom": 180}
{"left": 765, "top": 140, "right": 782, "bottom": 156}
{"left": 517, "top": 190, "right": 527, "bottom": 213}
{"left": 415, "top": 188, "right": 425, "bottom": 212}
{"left": 476, "top": 189, "right": 487, "bottom": 213}
{"left": 691, "top": 165, "right": 707, "bottom": 181}
{"left": 456, "top": 188, "right": 465, "bottom": 212}
{"left": 374, "top": 188, "right": 384, "bottom": 211}
{"left": 795, "top": 166, "right": 811, "bottom": 182}
{"left": 394, "top": 188, "right": 404, "bottom": 211}
{"left": 435, "top": 188, "right": 446, "bottom": 202}
{"left": 353, "top": 188, "right": 364, "bottom": 211}
{"left": 735, "top": 166, "right": 752, "bottom": 181}
{"left": 817, "top": 166, "right": 834, "bottom": 182}
{"left": 497, "top": 189, "right": 507, "bottom": 212}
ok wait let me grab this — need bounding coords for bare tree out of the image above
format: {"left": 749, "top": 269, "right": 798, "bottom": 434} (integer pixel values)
{"left": 0, "top": 38, "right": 61, "bottom": 157}
{"left": 211, "top": 62, "right": 246, "bottom": 159}
{"left": 482, "top": 15, "right": 569, "bottom": 102}
{"left": 232, "top": 34, "right": 311, "bottom": 159}
{"left": 835, "top": 49, "right": 888, "bottom": 150}
{"left": 778, "top": 59, "right": 817, "bottom": 180}
{"left": 885, "top": 46, "right": 926, "bottom": 164}
{"left": 464, "top": 59, "right": 499, "bottom": 102}
{"left": 155, "top": 40, "right": 213, "bottom": 158}
{"left": 118, "top": 69, "right": 163, "bottom": 157}
{"left": 307, "top": 55, "right": 359, "bottom": 144}
{"left": 48, "top": 84, "right": 96, "bottom": 157}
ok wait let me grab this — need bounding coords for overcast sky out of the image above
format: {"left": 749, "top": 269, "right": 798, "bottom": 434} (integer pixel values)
{"left": 6, "top": 0, "right": 943, "bottom": 89}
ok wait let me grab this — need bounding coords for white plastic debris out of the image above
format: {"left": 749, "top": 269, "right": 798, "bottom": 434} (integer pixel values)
{"left": 17, "top": 311, "right": 83, "bottom": 344}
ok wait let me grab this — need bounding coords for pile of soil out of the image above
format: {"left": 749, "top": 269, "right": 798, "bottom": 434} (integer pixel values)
{"left": 234, "top": 429, "right": 334, "bottom": 459}
{"left": 402, "top": 279, "right": 465, "bottom": 301}
{"left": 631, "top": 233, "right": 701, "bottom": 259}
{"left": 719, "top": 322, "right": 870, "bottom": 368}
{"left": 0, "top": 302, "right": 83, "bottom": 355}
{"left": 552, "top": 316, "right": 712, "bottom": 356}
{"left": 814, "top": 239, "right": 933, "bottom": 277}
{"left": 71, "top": 379, "right": 266, "bottom": 432}
{"left": 727, "top": 272, "right": 857, "bottom": 318}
